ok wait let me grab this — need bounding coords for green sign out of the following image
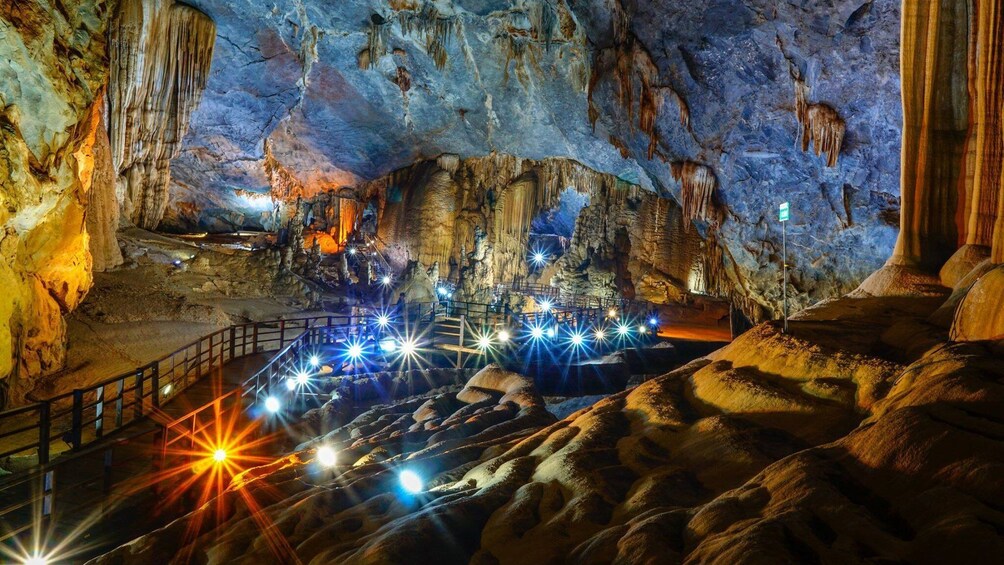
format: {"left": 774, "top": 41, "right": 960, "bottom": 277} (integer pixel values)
{"left": 779, "top": 202, "right": 790, "bottom": 222}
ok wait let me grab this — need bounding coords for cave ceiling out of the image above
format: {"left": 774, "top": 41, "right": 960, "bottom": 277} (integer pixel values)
{"left": 168, "top": 0, "right": 903, "bottom": 312}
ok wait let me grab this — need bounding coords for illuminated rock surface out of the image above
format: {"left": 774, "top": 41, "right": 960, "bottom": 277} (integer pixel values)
{"left": 163, "top": 0, "right": 904, "bottom": 318}
{"left": 89, "top": 295, "right": 1004, "bottom": 564}
{"left": 0, "top": 1, "right": 110, "bottom": 403}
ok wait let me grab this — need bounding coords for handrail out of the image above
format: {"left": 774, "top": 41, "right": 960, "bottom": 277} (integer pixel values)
{"left": 0, "top": 314, "right": 342, "bottom": 469}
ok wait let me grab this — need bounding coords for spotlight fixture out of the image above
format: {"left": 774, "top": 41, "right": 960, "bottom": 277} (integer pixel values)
{"left": 649, "top": 317, "right": 658, "bottom": 326}
{"left": 538, "top": 299, "right": 553, "bottom": 312}
{"left": 348, "top": 247, "right": 357, "bottom": 255}
{"left": 608, "top": 308, "right": 618, "bottom": 318}
{"left": 638, "top": 325, "right": 648, "bottom": 334}
{"left": 264, "top": 396, "right": 281, "bottom": 413}
{"left": 379, "top": 338, "right": 397, "bottom": 352}
{"left": 497, "top": 330, "right": 511, "bottom": 343}
{"left": 376, "top": 314, "right": 390, "bottom": 327}
{"left": 570, "top": 332, "right": 585, "bottom": 346}
{"left": 381, "top": 275, "right": 392, "bottom": 285}
{"left": 213, "top": 449, "right": 227, "bottom": 463}
{"left": 476, "top": 335, "right": 493, "bottom": 351}
{"left": 347, "top": 343, "right": 364, "bottom": 360}
{"left": 23, "top": 555, "right": 47, "bottom": 565}
{"left": 399, "top": 469, "right": 424, "bottom": 493}
{"left": 530, "top": 326, "right": 545, "bottom": 340}
{"left": 295, "top": 371, "right": 310, "bottom": 386}
{"left": 172, "top": 259, "right": 182, "bottom": 267}
{"left": 437, "top": 287, "right": 448, "bottom": 296}
{"left": 531, "top": 251, "right": 547, "bottom": 266}
{"left": 546, "top": 326, "right": 557, "bottom": 338}
{"left": 316, "top": 446, "right": 337, "bottom": 468}
{"left": 309, "top": 355, "right": 320, "bottom": 367}
{"left": 399, "top": 339, "right": 417, "bottom": 356}
{"left": 594, "top": 329, "right": 606, "bottom": 341}
{"left": 617, "top": 324, "right": 631, "bottom": 336}
{"left": 285, "top": 378, "right": 297, "bottom": 391}
{"left": 162, "top": 383, "right": 173, "bottom": 395}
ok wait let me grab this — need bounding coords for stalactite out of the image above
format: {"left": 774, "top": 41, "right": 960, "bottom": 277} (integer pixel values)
{"left": 794, "top": 78, "right": 845, "bottom": 168}
{"left": 109, "top": 0, "right": 215, "bottom": 230}
{"left": 263, "top": 139, "right": 308, "bottom": 203}
{"left": 587, "top": 0, "right": 663, "bottom": 160}
{"left": 672, "top": 161, "right": 720, "bottom": 231}
{"left": 437, "top": 153, "right": 460, "bottom": 174}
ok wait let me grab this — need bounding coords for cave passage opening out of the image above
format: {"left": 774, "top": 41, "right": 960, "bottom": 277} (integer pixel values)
{"left": 527, "top": 187, "right": 589, "bottom": 273}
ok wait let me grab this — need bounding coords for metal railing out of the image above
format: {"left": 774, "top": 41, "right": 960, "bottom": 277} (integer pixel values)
{"left": 0, "top": 314, "right": 361, "bottom": 548}
{"left": 0, "top": 315, "right": 351, "bottom": 472}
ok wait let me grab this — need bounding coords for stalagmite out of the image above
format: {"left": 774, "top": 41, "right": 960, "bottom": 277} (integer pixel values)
{"left": 109, "top": 0, "right": 215, "bottom": 230}
{"left": 672, "top": 161, "right": 720, "bottom": 231}
{"left": 86, "top": 104, "right": 124, "bottom": 272}
{"left": 963, "top": 0, "right": 1004, "bottom": 264}
{"left": 889, "top": 0, "right": 969, "bottom": 270}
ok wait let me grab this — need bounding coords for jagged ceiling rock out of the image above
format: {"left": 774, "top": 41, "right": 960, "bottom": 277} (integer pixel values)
{"left": 166, "top": 0, "right": 902, "bottom": 314}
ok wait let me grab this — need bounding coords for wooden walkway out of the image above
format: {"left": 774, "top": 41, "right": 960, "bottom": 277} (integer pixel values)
{"left": 0, "top": 355, "right": 270, "bottom": 562}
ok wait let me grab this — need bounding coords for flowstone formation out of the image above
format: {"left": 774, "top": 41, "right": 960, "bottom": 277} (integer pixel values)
{"left": 162, "top": 0, "right": 903, "bottom": 320}
{"left": 0, "top": 1, "right": 110, "bottom": 405}
{"left": 296, "top": 153, "right": 718, "bottom": 309}
{"left": 0, "top": 0, "right": 216, "bottom": 403}
{"left": 109, "top": 0, "right": 216, "bottom": 230}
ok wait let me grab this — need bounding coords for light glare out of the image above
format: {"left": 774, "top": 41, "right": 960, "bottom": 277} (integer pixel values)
{"left": 530, "top": 326, "right": 544, "bottom": 340}
{"left": 264, "top": 396, "right": 281, "bottom": 413}
{"left": 296, "top": 371, "right": 309, "bottom": 385}
{"left": 400, "top": 470, "right": 424, "bottom": 493}
{"left": 309, "top": 355, "right": 320, "bottom": 367}
{"left": 377, "top": 315, "right": 390, "bottom": 327}
{"left": 347, "top": 343, "right": 364, "bottom": 359}
{"left": 497, "top": 330, "right": 510, "bottom": 342}
{"left": 213, "top": 449, "right": 227, "bottom": 463}
{"left": 317, "top": 446, "right": 337, "bottom": 467}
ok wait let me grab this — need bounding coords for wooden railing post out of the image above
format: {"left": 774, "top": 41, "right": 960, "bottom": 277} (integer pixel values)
{"left": 229, "top": 326, "right": 236, "bottom": 360}
{"left": 38, "top": 401, "right": 51, "bottom": 464}
{"left": 70, "top": 389, "right": 84, "bottom": 449}
{"left": 252, "top": 323, "right": 259, "bottom": 353}
{"left": 279, "top": 319, "right": 286, "bottom": 350}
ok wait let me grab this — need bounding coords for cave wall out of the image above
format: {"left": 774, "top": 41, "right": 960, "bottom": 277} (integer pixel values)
{"left": 308, "top": 154, "right": 705, "bottom": 302}
{"left": 0, "top": 1, "right": 111, "bottom": 403}
{"left": 160, "top": 0, "right": 904, "bottom": 320}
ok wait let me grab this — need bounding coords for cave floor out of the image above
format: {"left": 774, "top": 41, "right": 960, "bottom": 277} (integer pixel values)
{"left": 31, "top": 230, "right": 330, "bottom": 402}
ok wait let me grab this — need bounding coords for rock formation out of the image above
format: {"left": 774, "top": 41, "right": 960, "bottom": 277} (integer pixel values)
{"left": 0, "top": 1, "right": 111, "bottom": 404}
{"left": 109, "top": 0, "right": 216, "bottom": 230}
{"left": 160, "top": 0, "right": 904, "bottom": 320}
{"left": 86, "top": 106, "right": 124, "bottom": 272}
{"left": 88, "top": 294, "right": 1004, "bottom": 563}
